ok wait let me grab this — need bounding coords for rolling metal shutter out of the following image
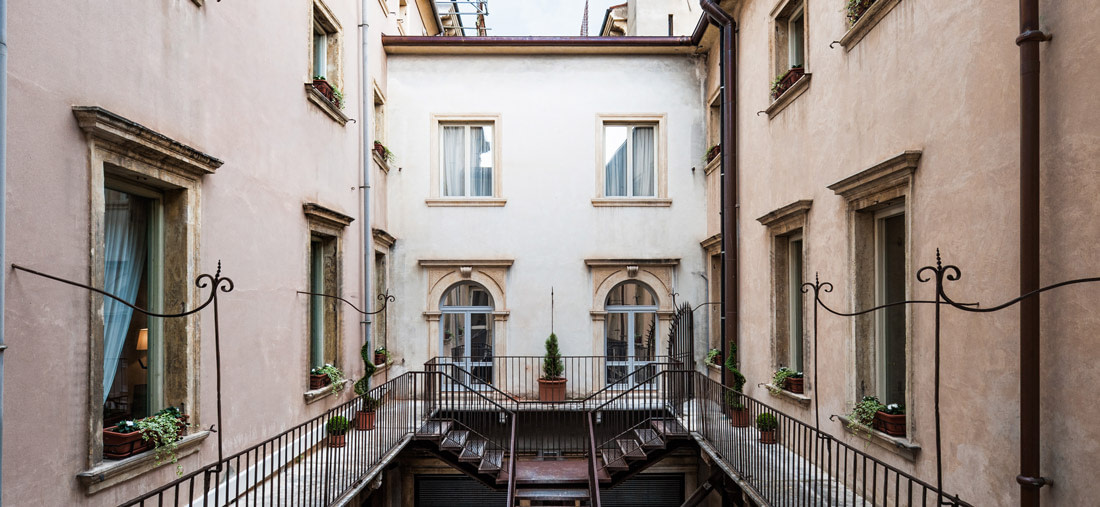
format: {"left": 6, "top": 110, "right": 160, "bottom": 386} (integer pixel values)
{"left": 601, "top": 473, "right": 684, "bottom": 507}
{"left": 415, "top": 475, "right": 506, "bottom": 506}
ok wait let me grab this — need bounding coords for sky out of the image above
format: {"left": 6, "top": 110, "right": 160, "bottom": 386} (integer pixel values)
{"left": 484, "top": 0, "right": 627, "bottom": 36}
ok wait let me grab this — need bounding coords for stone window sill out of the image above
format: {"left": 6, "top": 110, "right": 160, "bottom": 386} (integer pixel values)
{"left": 703, "top": 155, "right": 721, "bottom": 175}
{"left": 765, "top": 73, "right": 811, "bottom": 119}
{"left": 371, "top": 362, "right": 389, "bottom": 377}
{"left": 305, "top": 84, "right": 350, "bottom": 126}
{"left": 839, "top": 0, "right": 903, "bottom": 51}
{"left": 591, "top": 197, "right": 672, "bottom": 208}
{"left": 372, "top": 151, "right": 393, "bottom": 174}
{"left": 765, "top": 384, "right": 812, "bottom": 407}
{"left": 835, "top": 415, "right": 920, "bottom": 462}
{"left": 425, "top": 197, "right": 507, "bottom": 207}
{"left": 304, "top": 379, "right": 351, "bottom": 405}
{"left": 77, "top": 431, "right": 211, "bottom": 494}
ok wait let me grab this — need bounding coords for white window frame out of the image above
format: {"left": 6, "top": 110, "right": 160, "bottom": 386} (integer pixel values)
{"left": 428, "top": 114, "right": 505, "bottom": 206}
{"left": 593, "top": 114, "right": 670, "bottom": 207}
{"left": 604, "top": 282, "right": 659, "bottom": 387}
{"left": 602, "top": 123, "right": 657, "bottom": 198}
{"left": 788, "top": 6, "right": 805, "bottom": 69}
{"left": 439, "top": 123, "right": 493, "bottom": 198}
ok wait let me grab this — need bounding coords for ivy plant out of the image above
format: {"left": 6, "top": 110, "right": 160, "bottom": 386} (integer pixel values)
{"left": 703, "top": 348, "right": 721, "bottom": 366}
{"left": 136, "top": 408, "right": 187, "bottom": 476}
{"left": 847, "top": 395, "right": 886, "bottom": 435}
{"left": 311, "top": 364, "right": 347, "bottom": 395}
{"left": 771, "top": 366, "right": 802, "bottom": 390}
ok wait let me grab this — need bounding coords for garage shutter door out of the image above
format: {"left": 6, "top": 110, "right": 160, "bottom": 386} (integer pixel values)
{"left": 601, "top": 473, "right": 684, "bottom": 507}
{"left": 415, "top": 475, "right": 506, "bottom": 506}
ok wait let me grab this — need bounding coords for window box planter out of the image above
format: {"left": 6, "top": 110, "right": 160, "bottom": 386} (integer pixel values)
{"left": 309, "top": 373, "right": 331, "bottom": 390}
{"left": 846, "top": 0, "right": 877, "bottom": 26}
{"left": 312, "top": 79, "right": 335, "bottom": 103}
{"left": 873, "top": 411, "right": 906, "bottom": 436}
{"left": 705, "top": 145, "right": 721, "bottom": 163}
{"left": 103, "top": 426, "right": 152, "bottom": 459}
{"left": 374, "top": 352, "right": 386, "bottom": 365}
{"left": 784, "top": 377, "right": 804, "bottom": 394}
{"left": 373, "top": 141, "right": 386, "bottom": 159}
{"left": 771, "top": 67, "right": 806, "bottom": 101}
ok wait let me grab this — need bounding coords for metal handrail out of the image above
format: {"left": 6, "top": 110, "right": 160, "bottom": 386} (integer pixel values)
{"left": 586, "top": 412, "right": 603, "bottom": 507}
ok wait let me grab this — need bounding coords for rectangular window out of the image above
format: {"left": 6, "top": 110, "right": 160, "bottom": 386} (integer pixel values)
{"left": 787, "top": 233, "right": 804, "bottom": 371}
{"left": 309, "top": 235, "right": 339, "bottom": 369}
{"left": 875, "top": 207, "right": 906, "bottom": 406}
{"left": 441, "top": 124, "right": 494, "bottom": 197}
{"left": 788, "top": 7, "right": 805, "bottom": 69}
{"left": 603, "top": 124, "right": 657, "bottom": 197}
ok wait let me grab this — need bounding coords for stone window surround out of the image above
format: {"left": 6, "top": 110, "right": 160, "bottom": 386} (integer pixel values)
{"left": 766, "top": 0, "right": 812, "bottom": 119}
{"left": 828, "top": 150, "right": 920, "bottom": 436}
{"left": 420, "top": 260, "right": 513, "bottom": 367}
{"left": 303, "top": 202, "right": 354, "bottom": 398}
{"left": 756, "top": 199, "right": 812, "bottom": 397}
{"left": 306, "top": 0, "right": 347, "bottom": 125}
{"left": 699, "top": 234, "right": 722, "bottom": 353}
{"left": 838, "top": 0, "right": 905, "bottom": 51}
{"left": 426, "top": 114, "right": 506, "bottom": 207}
{"left": 72, "top": 106, "right": 222, "bottom": 491}
{"left": 585, "top": 259, "right": 679, "bottom": 362}
{"left": 592, "top": 114, "right": 672, "bottom": 207}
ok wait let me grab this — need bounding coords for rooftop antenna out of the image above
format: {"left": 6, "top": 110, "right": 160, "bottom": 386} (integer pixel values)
{"left": 580, "top": 0, "right": 589, "bottom": 36}
{"left": 550, "top": 287, "right": 555, "bottom": 333}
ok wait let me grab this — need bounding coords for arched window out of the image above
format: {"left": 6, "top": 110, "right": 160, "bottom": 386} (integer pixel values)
{"left": 605, "top": 281, "right": 658, "bottom": 385}
{"left": 440, "top": 282, "right": 494, "bottom": 386}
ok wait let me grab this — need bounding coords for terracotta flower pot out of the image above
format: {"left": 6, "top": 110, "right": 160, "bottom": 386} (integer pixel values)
{"left": 374, "top": 352, "right": 386, "bottom": 365}
{"left": 728, "top": 407, "right": 751, "bottom": 428}
{"left": 538, "top": 378, "right": 567, "bottom": 402}
{"left": 103, "top": 426, "right": 153, "bottom": 459}
{"left": 312, "top": 79, "right": 335, "bottom": 102}
{"left": 759, "top": 430, "right": 777, "bottom": 444}
{"left": 309, "top": 373, "right": 331, "bottom": 390}
{"left": 873, "top": 411, "right": 906, "bottom": 436}
{"left": 785, "top": 377, "right": 804, "bottom": 394}
{"left": 706, "top": 145, "right": 721, "bottom": 162}
{"left": 328, "top": 434, "right": 346, "bottom": 448}
{"left": 355, "top": 410, "right": 376, "bottom": 431}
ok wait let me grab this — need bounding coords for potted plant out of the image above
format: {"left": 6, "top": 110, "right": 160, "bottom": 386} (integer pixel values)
{"left": 756, "top": 412, "right": 779, "bottom": 444}
{"left": 770, "top": 65, "right": 805, "bottom": 101}
{"left": 355, "top": 393, "right": 381, "bottom": 431}
{"left": 373, "top": 141, "right": 396, "bottom": 164}
{"left": 312, "top": 75, "right": 335, "bottom": 102}
{"left": 771, "top": 367, "right": 804, "bottom": 394}
{"left": 873, "top": 403, "right": 906, "bottom": 436}
{"left": 847, "top": 395, "right": 885, "bottom": 436}
{"left": 374, "top": 347, "right": 388, "bottom": 365}
{"left": 137, "top": 406, "right": 190, "bottom": 476}
{"left": 724, "top": 342, "right": 751, "bottom": 427}
{"left": 103, "top": 419, "right": 152, "bottom": 459}
{"left": 538, "top": 333, "right": 567, "bottom": 402}
{"left": 846, "top": 0, "right": 877, "bottom": 26}
{"left": 326, "top": 415, "right": 350, "bottom": 447}
{"left": 310, "top": 364, "right": 346, "bottom": 395}
{"left": 704, "top": 348, "right": 721, "bottom": 367}
{"left": 704, "top": 144, "right": 721, "bottom": 163}
{"left": 332, "top": 87, "right": 344, "bottom": 109}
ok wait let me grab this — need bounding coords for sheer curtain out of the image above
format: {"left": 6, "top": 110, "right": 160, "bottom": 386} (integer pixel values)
{"left": 103, "top": 189, "right": 147, "bottom": 402}
{"left": 604, "top": 126, "right": 628, "bottom": 196}
{"left": 470, "top": 126, "right": 493, "bottom": 197}
{"left": 632, "top": 126, "right": 655, "bottom": 197}
{"left": 442, "top": 126, "right": 465, "bottom": 196}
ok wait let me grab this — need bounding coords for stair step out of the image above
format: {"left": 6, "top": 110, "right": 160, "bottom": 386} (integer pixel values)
{"left": 601, "top": 449, "right": 628, "bottom": 471}
{"left": 479, "top": 450, "right": 504, "bottom": 473}
{"left": 414, "top": 419, "right": 453, "bottom": 441}
{"left": 440, "top": 430, "right": 469, "bottom": 451}
{"left": 633, "top": 428, "right": 665, "bottom": 450}
{"left": 618, "top": 438, "right": 646, "bottom": 460}
{"left": 650, "top": 418, "right": 689, "bottom": 438}
{"left": 514, "top": 488, "right": 590, "bottom": 501}
{"left": 459, "top": 438, "right": 487, "bottom": 462}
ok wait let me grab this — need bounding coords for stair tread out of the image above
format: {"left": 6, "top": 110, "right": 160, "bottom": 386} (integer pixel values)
{"left": 478, "top": 450, "right": 504, "bottom": 472}
{"left": 601, "top": 449, "right": 629, "bottom": 471}
{"left": 458, "top": 438, "right": 487, "bottom": 462}
{"left": 633, "top": 428, "right": 665, "bottom": 449}
{"left": 514, "top": 488, "right": 591, "bottom": 500}
{"left": 414, "top": 419, "right": 453, "bottom": 440}
{"left": 618, "top": 438, "right": 646, "bottom": 459}
{"left": 440, "top": 430, "right": 469, "bottom": 450}
{"left": 650, "top": 418, "right": 689, "bottom": 437}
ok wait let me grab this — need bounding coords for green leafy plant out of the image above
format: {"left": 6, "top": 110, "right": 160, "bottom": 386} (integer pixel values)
{"left": 723, "top": 342, "right": 747, "bottom": 410}
{"left": 704, "top": 348, "right": 721, "bottom": 366}
{"left": 312, "top": 75, "right": 326, "bottom": 81}
{"left": 326, "top": 415, "right": 350, "bottom": 436}
{"left": 756, "top": 412, "right": 778, "bottom": 432}
{"left": 374, "top": 346, "right": 388, "bottom": 360}
{"left": 359, "top": 394, "right": 381, "bottom": 412}
{"left": 542, "top": 333, "right": 564, "bottom": 380}
{"left": 882, "top": 402, "right": 905, "bottom": 415}
{"left": 845, "top": 0, "right": 876, "bottom": 26}
{"left": 136, "top": 407, "right": 187, "bottom": 476}
{"left": 770, "top": 74, "right": 785, "bottom": 96}
{"left": 311, "top": 364, "right": 346, "bottom": 395}
{"left": 114, "top": 420, "right": 140, "bottom": 434}
{"left": 771, "top": 367, "right": 803, "bottom": 390}
{"left": 332, "top": 87, "right": 344, "bottom": 109}
{"left": 702, "top": 145, "right": 720, "bottom": 163}
{"left": 724, "top": 388, "right": 745, "bottom": 411}
{"left": 353, "top": 342, "right": 378, "bottom": 404}
{"left": 848, "top": 395, "right": 886, "bottom": 434}
{"left": 373, "top": 140, "right": 396, "bottom": 163}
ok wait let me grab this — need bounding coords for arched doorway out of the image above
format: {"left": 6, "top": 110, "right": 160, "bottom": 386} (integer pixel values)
{"left": 440, "top": 282, "right": 494, "bottom": 387}
{"left": 605, "top": 281, "right": 658, "bottom": 386}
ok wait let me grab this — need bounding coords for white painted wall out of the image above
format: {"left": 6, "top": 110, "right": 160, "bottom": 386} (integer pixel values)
{"left": 384, "top": 53, "right": 709, "bottom": 369}
{"left": 629, "top": 0, "right": 701, "bottom": 36}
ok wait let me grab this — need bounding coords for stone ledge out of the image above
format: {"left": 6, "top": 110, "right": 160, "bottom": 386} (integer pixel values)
{"left": 703, "top": 155, "right": 721, "bottom": 175}
{"left": 424, "top": 197, "right": 507, "bottom": 207}
{"left": 765, "top": 73, "right": 811, "bottom": 119}
{"left": 835, "top": 415, "right": 920, "bottom": 462}
{"left": 305, "top": 84, "right": 350, "bottom": 126}
{"left": 839, "top": 0, "right": 904, "bottom": 51}
{"left": 765, "top": 384, "right": 812, "bottom": 407}
{"left": 304, "top": 379, "right": 351, "bottom": 405}
{"left": 77, "top": 431, "right": 210, "bottom": 494}
{"left": 591, "top": 197, "right": 672, "bottom": 207}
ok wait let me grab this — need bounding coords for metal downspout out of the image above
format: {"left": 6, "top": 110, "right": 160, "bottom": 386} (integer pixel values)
{"left": 360, "top": 0, "right": 374, "bottom": 382}
{"left": 0, "top": 0, "right": 8, "bottom": 502}
{"left": 1015, "top": 0, "right": 1051, "bottom": 504}
{"left": 700, "top": 0, "right": 736, "bottom": 388}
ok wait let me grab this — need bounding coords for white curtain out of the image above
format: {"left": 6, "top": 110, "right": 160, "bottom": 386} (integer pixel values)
{"left": 470, "top": 126, "right": 493, "bottom": 197}
{"left": 632, "top": 126, "right": 655, "bottom": 197}
{"left": 442, "top": 126, "right": 465, "bottom": 196}
{"left": 103, "top": 189, "right": 147, "bottom": 402}
{"left": 604, "top": 126, "right": 628, "bottom": 196}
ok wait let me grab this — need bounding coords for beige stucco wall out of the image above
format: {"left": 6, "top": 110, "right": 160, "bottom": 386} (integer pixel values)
{"left": 383, "top": 52, "right": 710, "bottom": 374}
{"left": 713, "top": 0, "right": 1100, "bottom": 504}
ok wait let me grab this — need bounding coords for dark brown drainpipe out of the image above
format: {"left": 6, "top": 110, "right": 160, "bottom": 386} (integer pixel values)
{"left": 1016, "top": 0, "right": 1051, "bottom": 504}
{"left": 699, "top": 0, "right": 736, "bottom": 388}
